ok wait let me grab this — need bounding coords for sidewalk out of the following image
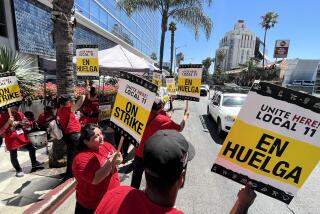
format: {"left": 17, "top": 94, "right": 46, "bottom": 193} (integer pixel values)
{"left": 0, "top": 143, "right": 65, "bottom": 213}
{"left": 0, "top": 100, "right": 187, "bottom": 213}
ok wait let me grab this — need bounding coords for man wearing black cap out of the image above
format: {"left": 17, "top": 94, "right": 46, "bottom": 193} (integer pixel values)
{"left": 131, "top": 97, "right": 189, "bottom": 189}
{"left": 95, "top": 130, "right": 256, "bottom": 214}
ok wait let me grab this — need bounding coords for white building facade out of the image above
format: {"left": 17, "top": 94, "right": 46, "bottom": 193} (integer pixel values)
{"left": 215, "top": 20, "right": 257, "bottom": 71}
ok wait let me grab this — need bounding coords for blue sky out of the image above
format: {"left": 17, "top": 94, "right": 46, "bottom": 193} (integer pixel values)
{"left": 162, "top": 0, "right": 320, "bottom": 72}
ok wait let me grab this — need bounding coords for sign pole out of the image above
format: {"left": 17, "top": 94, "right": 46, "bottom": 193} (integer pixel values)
{"left": 8, "top": 108, "right": 12, "bottom": 118}
{"left": 185, "top": 100, "right": 189, "bottom": 113}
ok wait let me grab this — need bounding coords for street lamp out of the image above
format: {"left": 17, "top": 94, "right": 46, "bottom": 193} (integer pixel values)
{"left": 174, "top": 44, "right": 187, "bottom": 75}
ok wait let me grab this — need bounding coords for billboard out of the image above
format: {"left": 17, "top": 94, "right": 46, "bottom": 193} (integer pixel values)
{"left": 274, "top": 40, "right": 290, "bottom": 58}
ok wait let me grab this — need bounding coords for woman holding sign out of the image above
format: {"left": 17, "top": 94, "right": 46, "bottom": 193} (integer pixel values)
{"left": 72, "top": 124, "right": 122, "bottom": 213}
{"left": 80, "top": 86, "right": 99, "bottom": 126}
{"left": 0, "top": 106, "right": 42, "bottom": 177}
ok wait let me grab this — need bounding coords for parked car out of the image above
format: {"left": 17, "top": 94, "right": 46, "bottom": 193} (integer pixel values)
{"left": 207, "top": 92, "right": 247, "bottom": 136}
{"left": 200, "top": 85, "right": 209, "bottom": 96}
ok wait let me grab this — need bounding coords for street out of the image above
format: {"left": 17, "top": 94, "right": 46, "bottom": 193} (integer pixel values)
{"left": 55, "top": 94, "right": 320, "bottom": 214}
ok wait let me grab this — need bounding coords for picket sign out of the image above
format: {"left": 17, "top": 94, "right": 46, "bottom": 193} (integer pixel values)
{"left": 212, "top": 81, "right": 320, "bottom": 204}
{"left": 110, "top": 71, "right": 157, "bottom": 147}
{"left": 176, "top": 64, "right": 203, "bottom": 102}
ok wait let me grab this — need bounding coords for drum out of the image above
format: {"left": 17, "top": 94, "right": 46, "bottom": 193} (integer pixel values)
{"left": 28, "top": 131, "right": 48, "bottom": 147}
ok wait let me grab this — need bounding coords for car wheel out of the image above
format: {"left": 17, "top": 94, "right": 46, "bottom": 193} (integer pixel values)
{"left": 217, "top": 118, "right": 223, "bottom": 136}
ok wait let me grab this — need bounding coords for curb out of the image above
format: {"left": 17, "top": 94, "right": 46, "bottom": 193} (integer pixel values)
{"left": 23, "top": 178, "right": 76, "bottom": 214}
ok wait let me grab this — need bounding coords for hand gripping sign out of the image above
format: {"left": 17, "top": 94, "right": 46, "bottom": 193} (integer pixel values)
{"left": 177, "top": 64, "right": 203, "bottom": 102}
{"left": 211, "top": 81, "right": 320, "bottom": 204}
{"left": 0, "top": 72, "right": 22, "bottom": 109}
{"left": 152, "top": 70, "right": 162, "bottom": 89}
{"left": 76, "top": 45, "right": 99, "bottom": 80}
{"left": 110, "top": 71, "right": 157, "bottom": 147}
{"left": 166, "top": 76, "right": 176, "bottom": 96}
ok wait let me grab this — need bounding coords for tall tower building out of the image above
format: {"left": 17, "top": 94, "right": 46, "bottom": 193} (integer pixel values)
{"left": 215, "top": 20, "right": 257, "bottom": 71}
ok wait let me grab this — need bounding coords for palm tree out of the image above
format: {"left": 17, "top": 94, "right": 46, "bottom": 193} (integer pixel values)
{"left": 261, "top": 12, "right": 278, "bottom": 68}
{"left": 117, "top": 0, "right": 213, "bottom": 71}
{"left": 51, "top": 0, "right": 76, "bottom": 167}
{"left": 176, "top": 52, "right": 184, "bottom": 68}
{"left": 52, "top": 0, "right": 76, "bottom": 97}
{"left": 216, "top": 50, "right": 225, "bottom": 72}
{"left": 169, "top": 22, "right": 177, "bottom": 75}
{"left": 202, "top": 57, "right": 214, "bottom": 83}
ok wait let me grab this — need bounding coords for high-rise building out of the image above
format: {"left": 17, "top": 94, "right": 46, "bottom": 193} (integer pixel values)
{"left": 215, "top": 20, "right": 263, "bottom": 71}
{"left": 0, "top": 0, "right": 159, "bottom": 65}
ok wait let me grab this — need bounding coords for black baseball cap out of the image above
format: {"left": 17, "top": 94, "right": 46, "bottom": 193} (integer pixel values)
{"left": 143, "top": 130, "right": 195, "bottom": 181}
{"left": 151, "top": 96, "right": 164, "bottom": 111}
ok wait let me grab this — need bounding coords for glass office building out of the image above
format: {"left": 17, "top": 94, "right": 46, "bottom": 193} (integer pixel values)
{"left": 1, "top": 0, "right": 159, "bottom": 60}
{"left": 75, "top": 0, "right": 159, "bottom": 57}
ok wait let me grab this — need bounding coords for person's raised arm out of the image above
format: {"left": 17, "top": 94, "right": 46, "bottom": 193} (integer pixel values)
{"left": 92, "top": 152, "right": 123, "bottom": 185}
{"left": 72, "top": 95, "right": 86, "bottom": 113}
{"left": 230, "top": 183, "right": 256, "bottom": 214}
{"left": 179, "top": 112, "right": 189, "bottom": 132}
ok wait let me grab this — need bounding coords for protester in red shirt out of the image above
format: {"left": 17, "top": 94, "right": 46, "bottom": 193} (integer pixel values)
{"left": 96, "top": 130, "right": 256, "bottom": 214}
{"left": 73, "top": 124, "right": 122, "bottom": 213}
{"left": 37, "top": 106, "right": 54, "bottom": 130}
{"left": 80, "top": 87, "right": 99, "bottom": 126}
{"left": 0, "top": 106, "right": 42, "bottom": 177}
{"left": 131, "top": 97, "right": 189, "bottom": 189}
{"left": 57, "top": 94, "right": 85, "bottom": 180}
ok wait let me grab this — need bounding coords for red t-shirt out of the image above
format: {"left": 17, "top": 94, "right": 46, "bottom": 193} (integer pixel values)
{"left": 72, "top": 142, "right": 120, "bottom": 210}
{"left": 1, "top": 112, "right": 30, "bottom": 151}
{"left": 83, "top": 96, "right": 99, "bottom": 115}
{"left": 57, "top": 106, "right": 81, "bottom": 134}
{"left": 37, "top": 112, "right": 54, "bottom": 128}
{"left": 135, "top": 110, "right": 181, "bottom": 158}
{"left": 95, "top": 186, "right": 184, "bottom": 214}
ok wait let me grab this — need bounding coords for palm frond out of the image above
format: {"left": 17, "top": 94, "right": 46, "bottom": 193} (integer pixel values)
{"left": 172, "top": 6, "right": 212, "bottom": 39}
{"left": 0, "top": 46, "right": 42, "bottom": 85}
{"left": 117, "top": 0, "right": 160, "bottom": 16}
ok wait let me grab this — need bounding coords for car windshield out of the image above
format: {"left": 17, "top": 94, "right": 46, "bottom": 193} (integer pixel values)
{"left": 222, "top": 96, "right": 246, "bottom": 107}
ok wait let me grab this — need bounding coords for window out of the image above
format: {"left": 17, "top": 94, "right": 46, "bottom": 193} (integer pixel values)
{"left": 0, "top": 0, "right": 7, "bottom": 37}
{"left": 222, "top": 96, "right": 246, "bottom": 107}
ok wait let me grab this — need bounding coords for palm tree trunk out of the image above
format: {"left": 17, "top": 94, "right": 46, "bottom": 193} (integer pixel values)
{"left": 262, "top": 29, "right": 267, "bottom": 68}
{"left": 159, "top": 13, "right": 168, "bottom": 71}
{"left": 169, "top": 30, "right": 174, "bottom": 75}
{"left": 53, "top": 0, "right": 75, "bottom": 97}
{"left": 51, "top": 0, "right": 75, "bottom": 166}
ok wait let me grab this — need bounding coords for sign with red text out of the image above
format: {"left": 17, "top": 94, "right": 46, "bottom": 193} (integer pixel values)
{"left": 177, "top": 64, "right": 203, "bottom": 102}
{"left": 212, "top": 81, "right": 320, "bottom": 204}
{"left": 110, "top": 72, "right": 157, "bottom": 146}
{"left": 273, "top": 40, "right": 290, "bottom": 58}
{"left": 166, "top": 76, "right": 176, "bottom": 95}
{"left": 152, "top": 71, "right": 162, "bottom": 89}
{"left": 76, "top": 45, "right": 99, "bottom": 79}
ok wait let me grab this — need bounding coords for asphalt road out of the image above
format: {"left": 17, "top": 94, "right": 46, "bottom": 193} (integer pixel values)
{"left": 56, "top": 94, "right": 320, "bottom": 214}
